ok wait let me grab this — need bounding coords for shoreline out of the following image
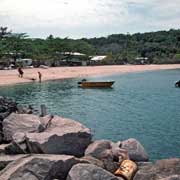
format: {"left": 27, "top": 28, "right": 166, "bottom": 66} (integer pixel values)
{"left": 0, "top": 64, "right": 180, "bottom": 87}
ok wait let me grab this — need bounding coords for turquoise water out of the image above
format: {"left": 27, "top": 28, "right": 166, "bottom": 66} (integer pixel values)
{"left": 0, "top": 69, "right": 180, "bottom": 161}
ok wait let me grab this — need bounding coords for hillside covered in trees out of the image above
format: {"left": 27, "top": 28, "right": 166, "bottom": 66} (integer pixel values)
{"left": 0, "top": 27, "right": 180, "bottom": 66}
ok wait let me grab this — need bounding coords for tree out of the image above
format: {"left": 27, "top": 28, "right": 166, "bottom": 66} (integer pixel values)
{"left": 0, "top": 27, "right": 12, "bottom": 59}
{"left": 5, "top": 33, "right": 29, "bottom": 64}
{"left": 0, "top": 27, "right": 11, "bottom": 39}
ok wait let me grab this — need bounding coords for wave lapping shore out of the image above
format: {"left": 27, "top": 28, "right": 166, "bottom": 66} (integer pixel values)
{"left": 0, "top": 97, "right": 179, "bottom": 179}
{"left": 1, "top": 64, "right": 180, "bottom": 86}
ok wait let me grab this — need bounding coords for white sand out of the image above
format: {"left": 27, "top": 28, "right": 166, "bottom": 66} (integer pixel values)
{"left": 0, "top": 64, "right": 180, "bottom": 86}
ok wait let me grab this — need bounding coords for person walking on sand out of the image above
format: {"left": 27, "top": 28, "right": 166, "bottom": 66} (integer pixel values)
{"left": 38, "top": 71, "right": 42, "bottom": 83}
{"left": 18, "top": 67, "right": 24, "bottom": 78}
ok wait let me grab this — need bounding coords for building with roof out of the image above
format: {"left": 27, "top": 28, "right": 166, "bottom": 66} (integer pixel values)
{"left": 16, "top": 58, "right": 33, "bottom": 67}
{"left": 55, "top": 52, "right": 88, "bottom": 66}
{"left": 90, "top": 56, "right": 107, "bottom": 65}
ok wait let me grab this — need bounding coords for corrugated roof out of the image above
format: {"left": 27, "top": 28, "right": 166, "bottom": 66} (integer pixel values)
{"left": 90, "top": 56, "right": 107, "bottom": 61}
{"left": 60, "top": 52, "right": 85, "bottom": 56}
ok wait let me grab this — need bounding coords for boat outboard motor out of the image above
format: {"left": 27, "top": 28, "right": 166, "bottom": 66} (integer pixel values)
{"left": 175, "top": 80, "right": 180, "bottom": 87}
{"left": 78, "top": 79, "right": 87, "bottom": 85}
{"left": 82, "top": 79, "right": 87, "bottom": 82}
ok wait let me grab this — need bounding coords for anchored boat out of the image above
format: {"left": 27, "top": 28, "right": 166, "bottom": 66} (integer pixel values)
{"left": 175, "top": 80, "right": 180, "bottom": 87}
{"left": 78, "top": 79, "right": 115, "bottom": 88}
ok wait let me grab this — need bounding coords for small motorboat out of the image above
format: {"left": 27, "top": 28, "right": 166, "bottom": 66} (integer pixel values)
{"left": 78, "top": 79, "right": 115, "bottom": 88}
{"left": 175, "top": 80, "right": 180, "bottom": 87}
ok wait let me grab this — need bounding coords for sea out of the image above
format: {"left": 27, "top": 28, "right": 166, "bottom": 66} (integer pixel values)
{"left": 0, "top": 69, "right": 180, "bottom": 161}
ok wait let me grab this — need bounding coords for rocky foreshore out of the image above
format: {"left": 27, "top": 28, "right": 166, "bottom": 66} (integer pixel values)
{"left": 0, "top": 96, "right": 179, "bottom": 180}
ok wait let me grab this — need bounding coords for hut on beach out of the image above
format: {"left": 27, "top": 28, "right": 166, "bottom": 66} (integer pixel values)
{"left": 90, "top": 56, "right": 107, "bottom": 65}
{"left": 55, "top": 52, "right": 89, "bottom": 66}
{"left": 16, "top": 58, "right": 33, "bottom": 67}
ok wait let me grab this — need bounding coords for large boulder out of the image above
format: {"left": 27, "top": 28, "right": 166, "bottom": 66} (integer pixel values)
{"left": 0, "top": 143, "right": 10, "bottom": 154}
{"left": 85, "top": 140, "right": 112, "bottom": 159}
{"left": 0, "top": 96, "right": 17, "bottom": 114}
{"left": 0, "top": 130, "right": 3, "bottom": 143}
{"left": 26, "top": 115, "right": 92, "bottom": 157}
{"left": 111, "top": 142, "right": 129, "bottom": 162}
{"left": 0, "top": 154, "right": 84, "bottom": 180}
{"left": 85, "top": 140, "right": 128, "bottom": 161}
{"left": 134, "top": 158, "right": 180, "bottom": 180}
{"left": 0, "top": 111, "right": 11, "bottom": 121}
{"left": 16, "top": 104, "right": 34, "bottom": 114}
{"left": 0, "top": 154, "right": 26, "bottom": 170}
{"left": 162, "top": 175, "right": 180, "bottom": 180}
{"left": 5, "top": 132, "right": 28, "bottom": 154}
{"left": 3, "top": 113, "right": 42, "bottom": 142}
{"left": 85, "top": 140, "right": 128, "bottom": 173}
{"left": 66, "top": 163, "right": 123, "bottom": 180}
{"left": 155, "top": 158, "right": 180, "bottom": 179}
{"left": 0, "top": 96, "right": 18, "bottom": 143}
{"left": 121, "top": 138, "right": 149, "bottom": 162}
{"left": 80, "top": 155, "right": 105, "bottom": 168}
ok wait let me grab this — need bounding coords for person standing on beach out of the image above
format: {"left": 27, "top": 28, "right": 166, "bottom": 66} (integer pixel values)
{"left": 18, "top": 67, "right": 24, "bottom": 78}
{"left": 38, "top": 71, "right": 42, "bottom": 83}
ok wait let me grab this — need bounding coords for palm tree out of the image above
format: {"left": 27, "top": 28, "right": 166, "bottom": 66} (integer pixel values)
{"left": 0, "top": 27, "right": 11, "bottom": 39}
{"left": 6, "top": 33, "right": 29, "bottom": 65}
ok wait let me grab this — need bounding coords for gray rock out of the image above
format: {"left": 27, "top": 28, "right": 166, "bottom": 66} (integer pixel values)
{"left": 0, "top": 154, "right": 26, "bottom": 171}
{"left": 66, "top": 163, "right": 123, "bottom": 180}
{"left": 161, "top": 175, "right": 180, "bottom": 180}
{"left": 26, "top": 115, "right": 92, "bottom": 157}
{"left": 85, "top": 140, "right": 128, "bottom": 173}
{"left": 85, "top": 140, "right": 112, "bottom": 159}
{"left": 16, "top": 104, "right": 33, "bottom": 114}
{"left": 0, "top": 111, "right": 11, "bottom": 121}
{"left": 136, "top": 161, "right": 153, "bottom": 168}
{"left": 134, "top": 162, "right": 154, "bottom": 180}
{"left": 0, "top": 131, "right": 3, "bottom": 143}
{"left": 155, "top": 158, "right": 180, "bottom": 177}
{"left": 0, "top": 143, "right": 10, "bottom": 154}
{"left": 111, "top": 142, "right": 129, "bottom": 162}
{"left": 121, "top": 138, "right": 149, "bottom": 162}
{"left": 115, "top": 141, "right": 122, "bottom": 148}
{"left": 0, "top": 105, "right": 6, "bottom": 113}
{"left": 3, "top": 113, "right": 42, "bottom": 142}
{"left": 134, "top": 158, "right": 180, "bottom": 180}
{"left": 85, "top": 140, "right": 119, "bottom": 173}
{"left": 0, "top": 154, "right": 83, "bottom": 180}
{"left": 0, "top": 97, "right": 17, "bottom": 120}
{"left": 5, "top": 132, "right": 28, "bottom": 154}
{"left": 80, "top": 155, "right": 105, "bottom": 168}
{"left": 100, "top": 149, "right": 119, "bottom": 173}
{"left": 85, "top": 140, "right": 129, "bottom": 162}
{"left": 5, "top": 143, "right": 26, "bottom": 155}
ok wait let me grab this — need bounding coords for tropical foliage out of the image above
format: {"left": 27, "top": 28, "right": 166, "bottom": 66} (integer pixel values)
{"left": 0, "top": 27, "right": 180, "bottom": 66}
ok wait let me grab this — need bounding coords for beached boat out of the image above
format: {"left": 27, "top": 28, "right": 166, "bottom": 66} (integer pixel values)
{"left": 78, "top": 80, "right": 115, "bottom": 88}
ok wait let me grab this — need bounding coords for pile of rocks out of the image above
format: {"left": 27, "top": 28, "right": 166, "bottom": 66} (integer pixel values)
{"left": 0, "top": 99, "right": 179, "bottom": 179}
{"left": 0, "top": 96, "right": 17, "bottom": 121}
{"left": 0, "top": 96, "right": 37, "bottom": 143}
{"left": 0, "top": 96, "right": 17, "bottom": 143}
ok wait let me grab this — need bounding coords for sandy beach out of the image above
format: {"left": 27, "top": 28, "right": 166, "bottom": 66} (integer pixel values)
{"left": 0, "top": 64, "right": 180, "bottom": 86}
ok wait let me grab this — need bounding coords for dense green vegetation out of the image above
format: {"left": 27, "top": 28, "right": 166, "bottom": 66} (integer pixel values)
{"left": 0, "top": 27, "right": 180, "bottom": 66}
{"left": 85, "top": 29, "right": 180, "bottom": 64}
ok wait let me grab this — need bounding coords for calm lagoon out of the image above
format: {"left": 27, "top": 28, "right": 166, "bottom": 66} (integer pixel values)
{"left": 0, "top": 69, "right": 180, "bottom": 161}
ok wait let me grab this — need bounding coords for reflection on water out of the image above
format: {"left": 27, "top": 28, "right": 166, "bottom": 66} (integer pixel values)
{"left": 0, "top": 69, "right": 180, "bottom": 161}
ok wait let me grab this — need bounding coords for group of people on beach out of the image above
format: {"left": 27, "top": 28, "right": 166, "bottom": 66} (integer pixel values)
{"left": 18, "top": 67, "right": 42, "bottom": 83}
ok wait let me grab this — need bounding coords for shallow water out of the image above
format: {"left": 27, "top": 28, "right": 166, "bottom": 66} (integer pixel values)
{"left": 0, "top": 69, "right": 180, "bottom": 161}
